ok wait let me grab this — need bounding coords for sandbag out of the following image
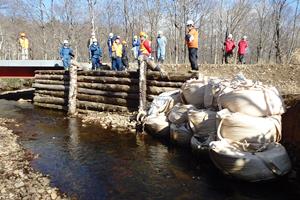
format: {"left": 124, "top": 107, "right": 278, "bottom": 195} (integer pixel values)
{"left": 218, "top": 86, "right": 285, "bottom": 117}
{"left": 168, "top": 103, "right": 195, "bottom": 124}
{"left": 209, "top": 140, "right": 291, "bottom": 182}
{"left": 187, "top": 108, "right": 217, "bottom": 135}
{"left": 190, "top": 134, "right": 215, "bottom": 154}
{"left": 148, "top": 90, "right": 181, "bottom": 116}
{"left": 180, "top": 79, "right": 206, "bottom": 108}
{"left": 217, "top": 109, "right": 282, "bottom": 143}
{"left": 144, "top": 114, "right": 170, "bottom": 138}
{"left": 170, "top": 123, "right": 193, "bottom": 146}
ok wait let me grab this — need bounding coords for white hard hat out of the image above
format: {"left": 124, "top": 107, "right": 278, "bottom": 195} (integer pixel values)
{"left": 91, "top": 32, "right": 95, "bottom": 36}
{"left": 228, "top": 34, "right": 233, "bottom": 39}
{"left": 243, "top": 35, "right": 247, "bottom": 39}
{"left": 186, "top": 20, "right": 194, "bottom": 26}
{"left": 63, "top": 40, "right": 69, "bottom": 44}
{"left": 158, "top": 31, "right": 163, "bottom": 35}
{"left": 109, "top": 33, "right": 114, "bottom": 37}
{"left": 92, "top": 38, "right": 97, "bottom": 42}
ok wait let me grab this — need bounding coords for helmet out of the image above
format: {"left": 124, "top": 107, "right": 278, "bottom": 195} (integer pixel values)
{"left": 91, "top": 32, "right": 95, "bottom": 36}
{"left": 133, "top": 35, "right": 138, "bottom": 39}
{"left": 139, "top": 31, "right": 146, "bottom": 38}
{"left": 20, "top": 32, "right": 26, "bottom": 37}
{"left": 157, "top": 31, "right": 163, "bottom": 36}
{"left": 116, "top": 35, "right": 121, "bottom": 39}
{"left": 228, "top": 34, "right": 233, "bottom": 39}
{"left": 122, "top": 40, "right": 127, "bottom": 45}
{"left": 92, "top": 38, "right": 97, "bottom": 42}
{"left": 109, "top": 33, "right": 114, "bottom": 38}
{"left": 243, "top": 35, "right": 247, "bottom": 39}
{"left": 63, "top": 40, "right": 69, "bottom": 44}
{"left": 186, "top": 20, "right": 194, "bottom": 26}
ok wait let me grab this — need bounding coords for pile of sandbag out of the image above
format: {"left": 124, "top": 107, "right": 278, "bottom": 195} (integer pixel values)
{"left": 143, "top": 73, "right": 291, "bottom": 181}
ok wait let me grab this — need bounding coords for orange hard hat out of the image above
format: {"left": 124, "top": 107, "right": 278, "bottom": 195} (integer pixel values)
{"left": 139, "top": 31, "right": 146, "bottom": 38}
{"left": 20, "top": 32, "right": 26, "bottom": 37}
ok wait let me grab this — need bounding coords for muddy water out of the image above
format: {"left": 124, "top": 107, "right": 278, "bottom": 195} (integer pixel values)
{"left": 1, "top": 99, "right": 300, "bottom": 200}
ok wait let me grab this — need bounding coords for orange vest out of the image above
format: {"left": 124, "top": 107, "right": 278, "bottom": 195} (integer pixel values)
{"left": 140, "top": 40, "right": 151, "bottom": 56}
{"left": 186, "top": 28, "right": 198, "bottom": 48}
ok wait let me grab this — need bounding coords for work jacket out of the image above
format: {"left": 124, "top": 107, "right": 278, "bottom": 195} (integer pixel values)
{"left": 238, "top": 40, "right": 248, "bottom": 55}
{"left": 112, "top": 42, "right": 123, "bottom": 58}
{"left": 59, "top": 46, "right": 73, "bottom": 59}
{"left": 186, "top": 28, "right": 198, "bottom": 49}
{"left": 19, "top": 37, "right": 29, "bottom": 49}
{"left": 90, "top": 43, "right": 102, "bottom": 58}
{"left": 140, "top": 40, "right": 152, "bottom": 56}
{"left": 224, "top": 39, "right": 236, "bottom": 54}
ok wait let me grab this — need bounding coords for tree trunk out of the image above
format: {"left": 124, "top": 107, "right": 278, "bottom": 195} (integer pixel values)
{"left": 68, "top": 63, "right": 78, "bottom": 116}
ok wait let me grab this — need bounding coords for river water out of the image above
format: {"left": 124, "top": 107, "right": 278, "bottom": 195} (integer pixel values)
{"left": 1, "top": 99, "right": 300, "bottom": 200}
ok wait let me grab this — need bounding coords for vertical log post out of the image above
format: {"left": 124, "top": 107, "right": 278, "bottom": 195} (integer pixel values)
{"left": 138, "top": 61, "right": 147, "bottom": 114}
{"left": 68, "top": 62, "right": 78, "bottom": 116}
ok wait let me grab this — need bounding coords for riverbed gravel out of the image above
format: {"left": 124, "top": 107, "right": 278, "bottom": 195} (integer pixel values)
{"left": 0, "top": 118, "right": 70, "bottom": 200}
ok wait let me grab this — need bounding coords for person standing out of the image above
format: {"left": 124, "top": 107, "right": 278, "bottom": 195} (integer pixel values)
{"left": 59, "top": 40, "right": 74, "bottom": 70}
{"left": 122, "top": 40, "right": 129, "bottom": 69}
{"left": 107, "top": 33, "right": 115, "bottom": 59}
{"left": 224, "top": 34, "right": 236, "bottom": 64}
{"left": 19, "top": 32, "right": 29, "bottom": 60}
{"left": 185, "top": 20, "right": 198, "bottom": 70}
{"left": 139, "top": 31, "right": 164, "bottom": 73}
{"left": 111, "top": 36, "right": 123, "bottom": 71}
{"left": 156, "top": 31, "right": 167, "bottom": 64}
{"left": 89, "top": 38, "right": 102, "bottom": 70}
{"left": 238, "top": 36, "right": 248, "bottom": 64}
{"left": 132, "top": 35, "right": 140, "bottom": 60}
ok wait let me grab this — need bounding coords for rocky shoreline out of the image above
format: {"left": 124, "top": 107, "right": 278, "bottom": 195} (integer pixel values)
{"left": 0, "top": 118, "right": 70, "bottom": 200}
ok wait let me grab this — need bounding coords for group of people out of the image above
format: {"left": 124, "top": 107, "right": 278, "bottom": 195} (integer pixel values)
{"left": 19, "top": 20, "right": 248, "bottom": 71}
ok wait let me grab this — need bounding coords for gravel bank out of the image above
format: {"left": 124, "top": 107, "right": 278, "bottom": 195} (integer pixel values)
{"left": 0, "top": 118, "right": 70, "bottom": 200}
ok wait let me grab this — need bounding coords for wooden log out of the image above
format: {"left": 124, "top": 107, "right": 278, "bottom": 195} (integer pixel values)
{"left": 77, "top": 70, "right": 139, "bottom": 78}
{"left": 35, "top": 70, "right": 67, "bottom": 75}
{"left": 34, "top": 74, "right": 70, "bottom": 81}
{"left": 77, "top": 94, "right": 138, "bottom": 107}
{"left": 139, "top": 61, "right": 147, "bottom": 112}
{"left": 34, "top": 79, "right": 69, "bottom": 85}
{"left": 68, "top": 63, "right": 78, "bottom": 116}
{"left": 77, "top": 76, "right": 139, "bottom": 84}
{"left": 35, "top": 90, "right": 68, "bottom": 98}
{"left": 33, "top": 83, "right": 69, "bottom": 91}
{"left": 147, "top": 86, "right": 177, "bottom": 95}
{"left": 33, "top": 95, "right": 67, "bottom": 105}
{"left": 34, "top": 102, "right": 67, "bottom": 110}
{"left": 146, "top": 71, "right": 198, "bottom": 82}
{"left": 147, "top": 80, "right": 183, "bottom": 88}
{"left": 78, "top": 88, "right": 139, "bottom": 99}
{"left": 77, "top": 100, "right": 136, "bottom": 112}
{"left": 77, "top": 82, "right": 139, "bottom": 93}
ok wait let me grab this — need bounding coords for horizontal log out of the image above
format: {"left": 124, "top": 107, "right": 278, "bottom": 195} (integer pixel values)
{"left": 146, "top": 71, "right": 198, "bottom": 82}
{"left": 147, "top": 80, "right": 183, "bottom": 88}
{"left": 34, "top": 79, "right": 69, "bottom": 85}
{"left": 77, "top": 94, "right": 138, "bottom": 107}
{"left": 77, "top": 76, "right": 139, "bottom": 84}
{"left": 35, "top": 70, "right": 67, "bottom": 75}
{"left": 147, "top": 86, "right": 177, "bottom": 95}
{"left": 33, "top": 83, "right": 69, "bottom": 91}
{"left": 77, "top": 70, "right": 139, "bottom": 78}
{"left": 33, "top": 95, "right": 67, "bottom": 105}
{"left": 78, "top": 88, "right": 139, "bottom": 99}
{"left": 77, "top": 82, "right": 139, "bottom": 93}
{"left": 34, "top": 102, "right": 67, "bottom": 110}
{"left": 77, "top": 100, "right": 136, "bottom": 112}
{"left": 35, "top": 90, "right": 68, "bottom": 98}
{"left": 34, "top": 74, "right": 70, "bottom": 81}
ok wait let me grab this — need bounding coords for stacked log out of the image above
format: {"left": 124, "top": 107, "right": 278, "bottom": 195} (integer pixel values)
{"left": 33, "top": 70, "right": 69, "bottom": 111}
{"left": 33, "top": 69, "right": 200, "bottom": 113}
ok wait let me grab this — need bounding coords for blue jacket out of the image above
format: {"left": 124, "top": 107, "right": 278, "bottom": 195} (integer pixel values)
{"left": 132, "top": 39, "right": 140, "bottom": 47}
{"left": 60, "top": 46, "right": 73, "bottom": 59}
{"left": 89, "top": 43, "right": 102, "bottom": 58}
{"left": 157, "top": 36, "right": 167, "bottom": 49}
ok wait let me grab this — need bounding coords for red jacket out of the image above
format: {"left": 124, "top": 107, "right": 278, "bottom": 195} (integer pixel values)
{"left": 140, "top": 40, "right": 152, "bottom": 56}
{"left": 238, "top": 40, "right": 248, "bottom": 55}
{"left": 224, "top": 39, "right": 235, "bottom": 54}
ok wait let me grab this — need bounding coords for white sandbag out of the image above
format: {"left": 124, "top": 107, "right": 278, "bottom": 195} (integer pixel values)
{"left": 180, "top": 79, "right": 207, "bottom": 108}
{"left": 218, "top": 86, "right": 285, "bottom": 117}
{"left": 168, "top": 103, "right": 195, "bottom": 124}
{"left": 190, "top": 134, "right": 215, "bottom": 153}
{"left": 209, "top": 140, "right": 291, "bottom": 182}
{"left": 217, "top": 109, "right": 282, "bottom": 143}
{"left": 148, "top": 90, "right": 181, "bottom": 116}
{"left": 144, "top": 115, "right": 170, "bottom": 138}
{"left": 170, "top": 123, "right": 193, "bottom": 146}
{"left": 187, "top": 108, "right": 217, "bottom": 135}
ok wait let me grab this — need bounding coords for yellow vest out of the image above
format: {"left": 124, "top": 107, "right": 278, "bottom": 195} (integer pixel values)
{"left": 112, "top": 42, "right": 123, "bottom": 57}
{"left": 19, "top": 38, "right": 29, "bottom": 49}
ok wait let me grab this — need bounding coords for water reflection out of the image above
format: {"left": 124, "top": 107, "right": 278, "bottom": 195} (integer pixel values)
{"left": 0, "top": 100, "right": 300, "bottom": 200}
